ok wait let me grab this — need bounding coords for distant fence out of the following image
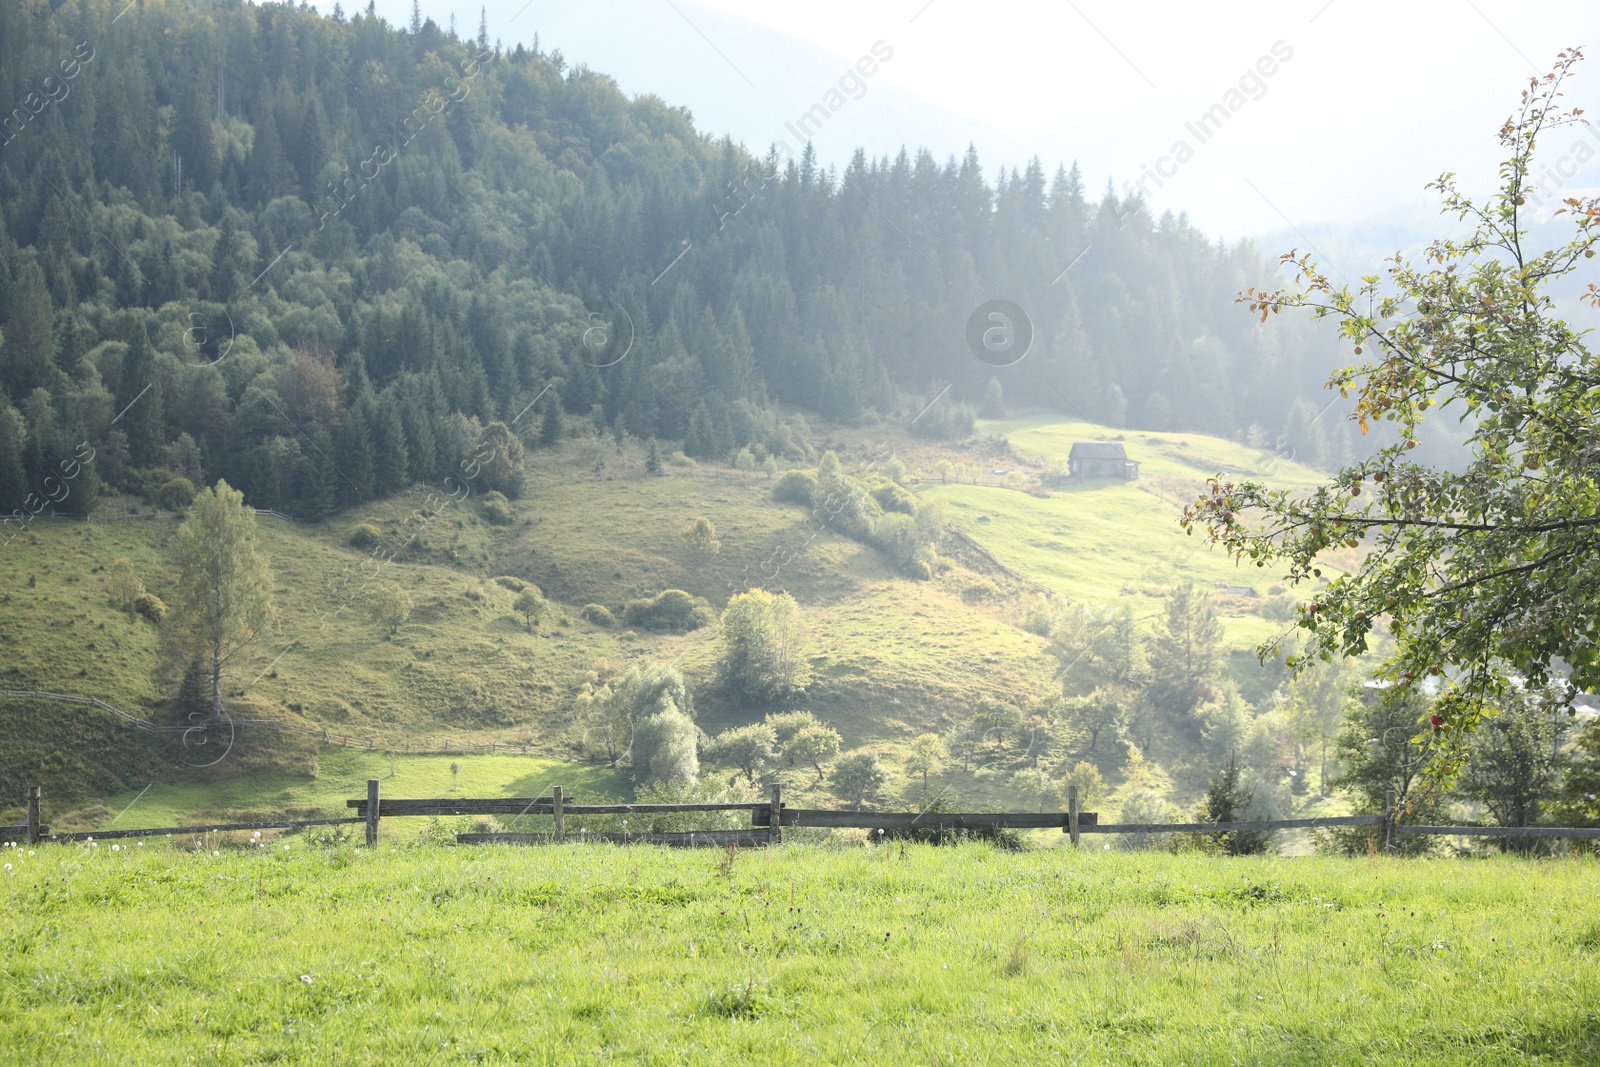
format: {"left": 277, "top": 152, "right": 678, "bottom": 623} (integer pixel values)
{"left": 7, "top": 782, "right": 1600, "bottom": 850}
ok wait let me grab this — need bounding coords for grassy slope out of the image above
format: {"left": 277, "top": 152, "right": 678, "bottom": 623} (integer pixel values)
{"left": 0, "top": 842, "right": 1595, "bottom": 1065}
{"left": 927, "top": 416, "right": 1334, "bottom": 650}
{"left": 2, "top": 417, "right": 1360, "bottom": 827}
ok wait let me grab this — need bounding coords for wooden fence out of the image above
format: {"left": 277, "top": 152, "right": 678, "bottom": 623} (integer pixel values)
{"left": 7, "top": 782, "right": 1600, "bottom": 850}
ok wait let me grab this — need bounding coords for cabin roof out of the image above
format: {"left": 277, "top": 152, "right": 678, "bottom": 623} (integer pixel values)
{"left": 1068, "top": 441, "right": 1130, "bottom": 460}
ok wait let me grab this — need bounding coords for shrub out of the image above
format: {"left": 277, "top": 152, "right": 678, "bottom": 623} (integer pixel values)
{"left": 493, "top": 575, "right": 530, "bottom": 593}
{"left": 962, "top": 580, "right": 1002, "bottom": 604}
{"left": 348, "top": 524, "right": 382, "bottom": 551}
{"left": 732, "top": 447, "right": 756, "bottom": 471}
{"left": 666, "top": 451, "right": 698, "bottom": 469}
{"left": 156, "top": 476, "right": 197, "bottom": 512}
{"left": 107, "top": 557, "right": 145, "bottom": 612}
{"left": 870, "top": 481, "right": 917, "bottom": 515}
{"left": 480, "top": 491, "right": 513, "bottom": 524}
{"left": 580, "top": 603, "right": 616, "bottom": 627}
{"left": 770, "top": 469, "right": 817, "bottom": 506}
{"left": 622, "top": 590, "right": 715, "bottom": 632}
{"left": 133, "top": 591, "right": 167, "bottom": 623}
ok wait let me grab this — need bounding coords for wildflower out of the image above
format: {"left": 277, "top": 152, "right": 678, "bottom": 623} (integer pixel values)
{"left": 300, "top": 975, "right": 314, "bottom": 985}
{"left": 111, "top": 844, "right": 120, "bottom": 852}
{"left": 212, "top": 850, "right": 220, "bottom": 857}
{"left": 283, "top": 844, "right": 290, "bottom": 851}
{"left": 3, "top": 863, "right": 11, "bottom": 871}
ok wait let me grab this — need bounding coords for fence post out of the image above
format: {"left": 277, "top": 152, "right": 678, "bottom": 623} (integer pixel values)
{"left": 1384, "top": 788, "right": 1396, "bottom": 852}
{"left": 552, "top": 785, "right": 565, "bottom": 842}
{"left": 366, "top": 778, "right": 380, "bottom": 846}
{"left": 1067, "top": 783, "right": 1080, "bottom": 847}
{"left": 26, "top": 786, "right": 41, "bottom": 845}
{"left": 769, "top": 782, "right": 782, "bottom": 846}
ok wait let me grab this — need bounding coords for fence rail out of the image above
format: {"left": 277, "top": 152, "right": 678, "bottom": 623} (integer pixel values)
{"left": 1400, "top": 824, "right": 1600, "bottom": 839}
{"left": 459, "top": 829, "right": 771, "bottom": 849}
{"left": 49, "top": 817, "right": 365, "bottom": 843}
{"left": 1080, "top": 815, "right": 1384, "bottom": 834}
{"left": 11, "top": 782, "right": 1600, "bottom": 851}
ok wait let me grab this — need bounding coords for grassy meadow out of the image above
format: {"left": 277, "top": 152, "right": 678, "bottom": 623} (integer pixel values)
{"left": 930, "top": 416, "right": 1336, "bottom": 650}
{"left": 0, "top": 840, "right": 1596, "bottom": 1065}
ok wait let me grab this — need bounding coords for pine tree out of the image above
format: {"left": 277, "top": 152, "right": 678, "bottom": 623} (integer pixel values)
{"left": 645, "top": 438, "right": 661, "bottom": 475}
{"left": 683, "top": 404, "right": 714, "bottom": 459}
{"left": 336, "top": 405, "right": 376, "bottom": 505}
{"left": 539, "top": 393, "right": 565, "bottom": 447}
{"left": 300, "top": 433, "right": 339, "bottom": 521}
{"left": 2, "top": 262, "right": 56, "bottom": 396}
{"left": 119, "top": 325, "right": 165, "bottom": 468}
{"left": 174, "top": 76, "right": 218, "bottom": 190}
{"left": 371, "top": 397, "right": 410, "bottom": 496}
{"left": 1203, "top": 752, "right": 1271, "bottom": 855}
{"left": 209, "top": 212, "right": 246, "bottom": 301}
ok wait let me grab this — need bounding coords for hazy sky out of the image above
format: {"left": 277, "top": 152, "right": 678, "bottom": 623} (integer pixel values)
{"left": 367, "top": 0, "right": 1600, "bottom": 245}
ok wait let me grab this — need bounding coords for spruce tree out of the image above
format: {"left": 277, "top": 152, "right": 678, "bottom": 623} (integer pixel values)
{"left": 539, "top": 393, "right": 565, "bottom": 447}
{"left": 336, "top": 405, "right": 376, "bottom": 505}
{"left": 2, "top": 263, "right": 56, "bottom": 396}
{"left": 118, "top": 326, "right": 165, "bottom": 468}
{"left": 300, "top": 433, "right": 339, "bottom": 521}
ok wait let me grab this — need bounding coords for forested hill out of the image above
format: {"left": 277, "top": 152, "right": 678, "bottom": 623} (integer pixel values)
{"left": 0, "top": 0, "right": 1356, "bottom": 521}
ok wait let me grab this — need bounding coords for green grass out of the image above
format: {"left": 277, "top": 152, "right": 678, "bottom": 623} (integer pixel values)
{"left": 87, "top": 749, "right": 627, "bottom": 831}
{"left": 1, "top": 842, "right": 1596, "bottom": 1065}
{"left": 925, "top": 417, "right": 1336, "bottom": 651}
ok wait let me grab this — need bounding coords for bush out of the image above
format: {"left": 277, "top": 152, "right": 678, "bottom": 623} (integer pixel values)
{"left": 667, "top": 451, "right": 698, "bottom": 469}
{"left": 348, "top": 524, "right": 382, "bottom": 551}
{"left": 869, "top": 481, "right": 918, "bottom": 515}
{"left": 156, "top": 476, "right": 197, "bottom": 512}
{"left": 770, "top": 469, "right": 817, "bottom": 506}
{"left": 962, "top": 580, "right": 1001, "bottom": 604}
{"left": 133, "top": 591, "right": 167, "bottom": 623}
{"left": 580, "top": 603, "right": 616, "bottom": 627}
{"left": 493, "top": 575, "right": 530, "bottom": 593}
{"left": 480, "top": 491, "right": 513, "bottom": 524}
{"left": 622, "top": 590, "right": 716, "bottom": 632}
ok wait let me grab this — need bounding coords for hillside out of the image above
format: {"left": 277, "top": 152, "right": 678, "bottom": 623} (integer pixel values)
{"left": 0, "top": 411, "right": 1364, "bottom": 832}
